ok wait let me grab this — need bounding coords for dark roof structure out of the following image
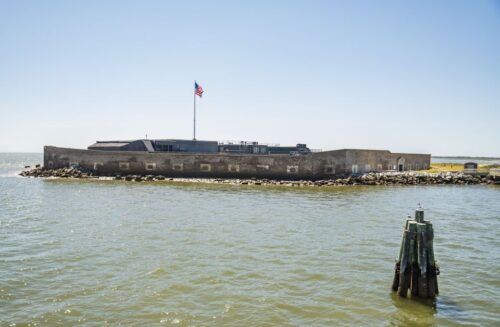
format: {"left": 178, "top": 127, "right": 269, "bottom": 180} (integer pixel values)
{"left": 88, "top": 138, "right": 311, "bottom": 155}
{"left": 88, "top": 140, "right": 155, "bottom": 152}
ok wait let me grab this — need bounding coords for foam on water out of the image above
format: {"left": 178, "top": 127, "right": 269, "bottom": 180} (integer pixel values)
{"left": 0, "top": 153, "right": 42, "bottom": 178}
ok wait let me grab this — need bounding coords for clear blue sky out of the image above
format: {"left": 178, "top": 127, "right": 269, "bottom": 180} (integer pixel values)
{"left": 1, "top": 1, "right": 499, "bottom": 156}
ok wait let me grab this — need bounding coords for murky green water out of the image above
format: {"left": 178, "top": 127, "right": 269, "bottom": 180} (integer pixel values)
{"left": 1, "top": 153, "right": 499, "bottom": 326}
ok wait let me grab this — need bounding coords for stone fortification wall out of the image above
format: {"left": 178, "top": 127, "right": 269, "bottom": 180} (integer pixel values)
{"left": 390, "top": 152, "right": 431, "bottom": 171}
{"left": 44, "top": 146, "right": 431, "bottom": 179}
{"left": 44, "top": 146, "right": 318, "bottom": 179}
{"left": 342, "top": 149, "right": 431, "bottom": 174}
{"left": 311, "top": 149, "right": 431, "bottom": 175}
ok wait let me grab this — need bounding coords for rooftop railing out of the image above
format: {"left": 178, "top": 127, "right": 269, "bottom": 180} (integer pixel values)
{"left": 218, "top": 140, "right": 280, "bottom": 147}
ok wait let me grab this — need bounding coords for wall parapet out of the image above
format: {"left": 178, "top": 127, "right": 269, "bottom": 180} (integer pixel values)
{"left": 43, "top": 146, "right": 431, "bottom": 179}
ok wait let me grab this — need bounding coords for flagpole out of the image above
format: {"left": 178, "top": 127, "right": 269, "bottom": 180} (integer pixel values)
{"left": 193, "top": 81, "right": 196, "bottom": 140}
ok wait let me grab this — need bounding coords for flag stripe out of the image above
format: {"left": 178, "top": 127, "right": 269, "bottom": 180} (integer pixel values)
{"left": 195, "top": 82, "right": 204, "bottom": 97}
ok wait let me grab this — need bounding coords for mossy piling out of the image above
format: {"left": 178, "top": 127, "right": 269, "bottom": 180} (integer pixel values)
{"left": 392, "top": 207, "right": 439, "bottom": 299}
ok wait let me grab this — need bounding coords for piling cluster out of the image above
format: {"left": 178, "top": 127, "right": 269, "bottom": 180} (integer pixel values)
{"left": 20, "top": 166, "right": 498, "bottom": 186}
{"left": 392, "top": 208, "right": 439, "bottom": 299}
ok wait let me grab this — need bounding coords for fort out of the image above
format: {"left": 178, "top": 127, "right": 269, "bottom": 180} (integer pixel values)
{"left": 43, "top": 139, "right": 431, "bottom": 180}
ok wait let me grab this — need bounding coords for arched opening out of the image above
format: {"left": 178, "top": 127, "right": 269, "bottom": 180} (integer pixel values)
{"left": 397, "top": 157, "right": 405, "bottom": 172}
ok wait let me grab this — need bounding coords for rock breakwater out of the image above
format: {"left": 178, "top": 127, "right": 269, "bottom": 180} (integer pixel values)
{"left": 19, "top": 166, "right": 499, "bottom": 186}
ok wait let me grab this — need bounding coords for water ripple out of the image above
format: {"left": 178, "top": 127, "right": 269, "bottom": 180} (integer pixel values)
{"left": 1, "top": 154, "right": 500, "bottom": 325}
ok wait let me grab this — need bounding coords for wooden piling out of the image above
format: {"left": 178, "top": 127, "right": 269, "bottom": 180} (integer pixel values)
{"left": 392, "top": 207, "right": 439, "bottom": 299}
{"left": 407, "top": 221, "right": 417, "bottom": 297}
{"left": 397, "top": 229, "right": 411, "bottom": 297}
{"left": 426, "top": 222, "right": 439, "bottom": 297}
{"left": 391, "top": 217, "right": 411, "bottom": 292}
{"left": 417, "top": 223, "right": 428, "bottom": 297}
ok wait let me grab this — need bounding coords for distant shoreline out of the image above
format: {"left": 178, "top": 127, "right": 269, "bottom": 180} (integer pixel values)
{"left": 433, "top": 156, "right": 500, "bottom": 160}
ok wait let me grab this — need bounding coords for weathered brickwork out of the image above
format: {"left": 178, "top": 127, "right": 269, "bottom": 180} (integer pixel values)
{"left": 44, "top": 146, "right": 431, "bottom": 179}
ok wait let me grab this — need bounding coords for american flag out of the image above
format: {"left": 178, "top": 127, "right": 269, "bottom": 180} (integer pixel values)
{"left": 195, "top": 82, "right": 204, "bottom": 97}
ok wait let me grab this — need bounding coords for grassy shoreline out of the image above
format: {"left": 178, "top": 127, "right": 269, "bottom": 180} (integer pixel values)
{"left": 423, "top": 163, "right": 500, "bottom": 173}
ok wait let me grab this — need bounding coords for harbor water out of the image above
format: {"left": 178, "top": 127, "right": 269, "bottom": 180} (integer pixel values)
{"left": 1, "top": 153, "right": 499, "bottom": 326}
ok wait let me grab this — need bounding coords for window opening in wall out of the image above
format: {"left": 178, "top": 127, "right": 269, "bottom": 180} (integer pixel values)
{"left": 351, "top": 164, "right": 358, "bottom": 174}
{"left": 200, "top": 164, "right": 211, "bottom": 172}
{"left": 228, "top": 164, "right": 240, "bottom": 172}
{"left": 156, "top": 144, "right": 174, "bottom": 151}
{"left": 324, "top": 165, "right": 335, "bottom": 174}
{"left": 397, "top": 157, "right": 405, "bottom": 172}
{"left": 172, "top": 163, "right": 183, "bottom": 171}
{"left": 119, "top": 162, "right": 130, "bottom": 170}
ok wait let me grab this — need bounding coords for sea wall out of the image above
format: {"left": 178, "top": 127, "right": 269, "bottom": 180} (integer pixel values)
{"left": 43, "top": 146, "right": 431, "bottom": 179}
{"left": 44, "top": 146, "right": 317, "bottom": 179}
{"left": 312, "top": 149, "right": 431, "bottom": 175}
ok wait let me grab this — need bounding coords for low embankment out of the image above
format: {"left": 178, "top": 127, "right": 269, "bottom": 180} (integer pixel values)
{"left": 20, "top": 166, "right": 499, "bottom": 186}
{"left": 426, "top": 162, "right": 499, "bottom": 174}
